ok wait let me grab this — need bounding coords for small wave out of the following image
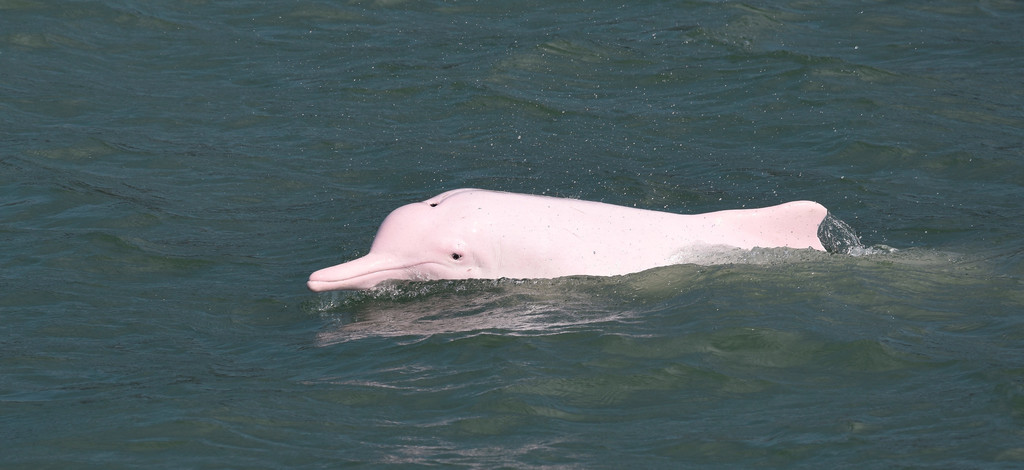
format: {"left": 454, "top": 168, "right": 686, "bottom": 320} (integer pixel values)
{"left": 846, "top": 244, "right": 899, "bottom": 257}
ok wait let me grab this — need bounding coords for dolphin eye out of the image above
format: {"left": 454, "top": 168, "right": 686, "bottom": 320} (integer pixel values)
{"left": 429, "top": 203, "right": 438, "bottom": 207}
{"left": 451, "top": 253, "right": 462, "bottom": 260}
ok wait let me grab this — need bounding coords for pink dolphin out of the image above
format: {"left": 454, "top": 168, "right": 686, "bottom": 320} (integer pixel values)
{"left": 307, "top": 188, "right": 828, "bottom": 291}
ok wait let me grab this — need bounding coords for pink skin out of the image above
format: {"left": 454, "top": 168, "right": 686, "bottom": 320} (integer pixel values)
{"left": 307, "top": 188, "right": 828, "bottom": 291}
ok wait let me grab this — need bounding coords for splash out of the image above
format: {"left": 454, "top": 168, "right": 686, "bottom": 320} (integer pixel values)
{"left": 818, "top": 213, "right": 864, "bottom": 254}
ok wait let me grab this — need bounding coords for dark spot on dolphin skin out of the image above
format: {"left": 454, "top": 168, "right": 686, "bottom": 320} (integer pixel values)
{"left": 451, "top": 253, "right": 462, "bottom": 260}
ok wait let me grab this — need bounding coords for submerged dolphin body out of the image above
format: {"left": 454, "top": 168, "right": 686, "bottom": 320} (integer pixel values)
{"left": 307, "top": 188, "right": 829, "bottom": 291}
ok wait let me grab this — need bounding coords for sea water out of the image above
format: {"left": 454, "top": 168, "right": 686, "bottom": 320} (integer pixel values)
{"left": 3, "top": 0, "right": 1023, "bottom": 467}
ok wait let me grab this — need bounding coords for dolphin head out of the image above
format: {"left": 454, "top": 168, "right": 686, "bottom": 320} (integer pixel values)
{"left": 307, "top": 192, "right": 493, "bottom": 291}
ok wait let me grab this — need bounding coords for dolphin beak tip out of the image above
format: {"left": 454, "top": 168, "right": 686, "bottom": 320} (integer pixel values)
{"left": 306, "top": 279, "right": 328, "bottom": 292}
{"left": 307, "top": 269, "right": 343, "bottom": 292}
{"left": 307, "top": 254, "right": 408, "bottom": 292}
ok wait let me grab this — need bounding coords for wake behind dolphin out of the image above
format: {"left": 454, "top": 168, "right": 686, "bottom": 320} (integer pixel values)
{"left": 308, "top": 188, "right": 851, "bottom": 292}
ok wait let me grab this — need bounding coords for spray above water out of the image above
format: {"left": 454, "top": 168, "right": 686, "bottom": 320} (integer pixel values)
{"left": 818, "top": 213, "right": 864, "bottom": 254}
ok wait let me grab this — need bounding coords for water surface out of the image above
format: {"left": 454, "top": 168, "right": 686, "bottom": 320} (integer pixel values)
{"left": 3, "top": 0, "right": 1023, "bottom": 467}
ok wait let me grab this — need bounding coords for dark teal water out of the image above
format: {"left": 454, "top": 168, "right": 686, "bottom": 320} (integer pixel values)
{"left": 3, "top": 0, "right": 1023, "bottom": 467}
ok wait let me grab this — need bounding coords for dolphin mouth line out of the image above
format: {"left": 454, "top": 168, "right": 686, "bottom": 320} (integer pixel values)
{"left": 307, "top": 260, "right": 451, "bottom": 291}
